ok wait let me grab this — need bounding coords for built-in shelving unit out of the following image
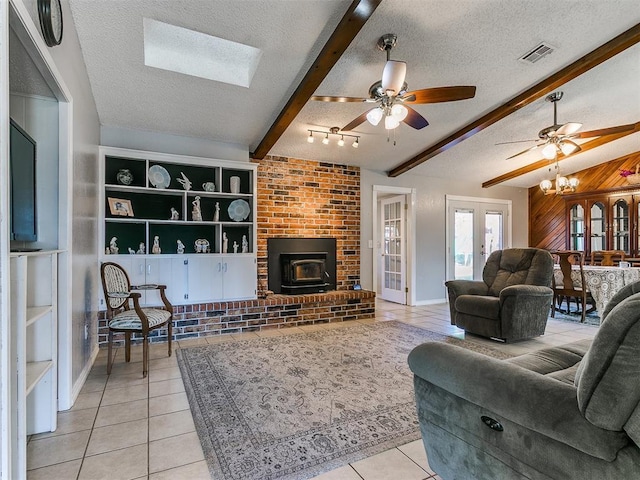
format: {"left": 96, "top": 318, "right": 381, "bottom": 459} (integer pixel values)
{"left": 10, "top": 250, "right": 59, "bottom": 474}
{"left": 99, "top": 147, "right": 258, "bottom": 307}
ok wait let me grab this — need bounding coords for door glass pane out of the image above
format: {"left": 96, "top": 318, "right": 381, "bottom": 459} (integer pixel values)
{"left": 590, "top": 202, "right": 606, "bottom": 251}
{"left": 612, "top": 199, "right": 630, "bottom": 252}
{"left": 454, "top": 209, "right": 473, "bottom": 280}
{"left": 484, "top": 211, "right": 503, "bottom": 260}
{"left": 569, "top": 204, "right": 585, "bottom": 251}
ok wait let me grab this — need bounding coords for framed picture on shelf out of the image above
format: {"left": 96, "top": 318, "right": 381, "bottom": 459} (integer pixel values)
{"left": 108, "top": 197, "right": 134, "bottom": 217}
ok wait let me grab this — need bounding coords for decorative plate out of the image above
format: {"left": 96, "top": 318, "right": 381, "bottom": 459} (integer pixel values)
{"left": 228, "top": 199, "right": 250, "bottom": 222}
{"left": 149, "top": 165, "right": 171, "bottom": 189}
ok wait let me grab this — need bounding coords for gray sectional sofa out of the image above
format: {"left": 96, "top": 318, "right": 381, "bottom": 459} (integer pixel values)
{"left": 408, "top": 281, "right": 640, "bottom": 479}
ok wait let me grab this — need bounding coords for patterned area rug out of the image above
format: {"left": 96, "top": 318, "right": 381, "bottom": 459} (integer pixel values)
{"left": 177, "top": 321, "right": 511, "bottom": 480}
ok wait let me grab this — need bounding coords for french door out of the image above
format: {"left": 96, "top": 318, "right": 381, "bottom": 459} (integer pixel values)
{"left": 447, "top": 199, "right": 509, "bottom": 280}
{"left": 380, "top": 195, "right": 406, "bottom": 303}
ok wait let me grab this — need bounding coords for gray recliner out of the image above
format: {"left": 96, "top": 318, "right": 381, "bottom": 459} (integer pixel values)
{"left": 445, "top": 248, "right": 554, "bottom": 342}
{"left": 408, "top": 281, "right": 640, "bottom": 480}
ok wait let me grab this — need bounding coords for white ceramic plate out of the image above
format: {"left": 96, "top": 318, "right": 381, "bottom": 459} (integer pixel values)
{"left": 149, "top": 165, "right": 171, "bottom": 189}
{"left": 228, "top": 199, "right": 250, "bottom": 222}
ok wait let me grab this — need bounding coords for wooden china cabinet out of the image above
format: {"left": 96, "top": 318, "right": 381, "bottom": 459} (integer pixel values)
{"left": 565, "top": 186, "right": 640, "bottom": 257}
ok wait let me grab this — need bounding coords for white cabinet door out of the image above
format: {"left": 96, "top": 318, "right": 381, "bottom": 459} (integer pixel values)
{"left": 186, "top": 256, "right": 223, "bottom": 302}
{"left": 222, "top": 256, "right": 257, "bottom": 300}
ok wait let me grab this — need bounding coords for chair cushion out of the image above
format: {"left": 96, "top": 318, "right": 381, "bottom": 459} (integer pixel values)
{"left": 455, "top": 295, "right": 500, "bottom": 320}
{"left": 575, "top": 291, "right": 640, "bottom": 441}
{"left": 484, "top": 248, "right": 553, "bottom": 297}
{"left": 109, "top": 308, "right": 171, "bottom": 330}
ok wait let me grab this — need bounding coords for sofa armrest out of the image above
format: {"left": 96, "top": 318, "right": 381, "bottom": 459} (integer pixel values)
{"left": 408, "top": 342, "right": 629, "bottom": 461}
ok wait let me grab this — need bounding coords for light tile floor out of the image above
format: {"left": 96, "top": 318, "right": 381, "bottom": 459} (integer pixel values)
{"left": 27, "top": 300, "right": 598, "bottom": 480}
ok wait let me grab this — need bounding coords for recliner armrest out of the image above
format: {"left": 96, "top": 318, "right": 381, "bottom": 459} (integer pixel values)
{"left": 445, "top": 280, "right": 489, "bottom": 297}
{"left": 499, "top": 284, "right": 552, "bottom": 301}
{"left": 408, "top": 342, "right": 629, "bottom": 461}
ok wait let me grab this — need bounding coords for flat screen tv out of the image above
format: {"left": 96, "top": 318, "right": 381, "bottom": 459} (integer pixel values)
{"left": 9, "top": 119, "right": 37, "bottom": 242}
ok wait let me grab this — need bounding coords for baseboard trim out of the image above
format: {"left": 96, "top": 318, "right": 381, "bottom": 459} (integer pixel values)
{"left": 62, "top": 346, "right": 99, "bottom": 411}
{"left": 414, "top": 298, "right": 448, "bottom": 306}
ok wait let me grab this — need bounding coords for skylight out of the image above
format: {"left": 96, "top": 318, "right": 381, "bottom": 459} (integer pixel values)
{"left": 143, "top": 18, "right": 262, "bottom": 88}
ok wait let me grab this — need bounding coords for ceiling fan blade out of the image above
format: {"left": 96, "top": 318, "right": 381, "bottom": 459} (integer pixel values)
{"left": 402, "top": 106, "right": 429, "bottom": 129}
{"left": 402, "top": 86, "right": 476, "bottom": 104}
{"left": 381, "top": 60, "right": 407, "bottom": 94}
{"left": 341, "top": 110, "right": 372, "bottom": 131}
{"left": 495, "top": 139, "right": 538, "bottom": 145}
{"left": 506, "top": 144, "right": 542, "bottom": 160}
{"left": 574, "top": 123, "right": 637, "bottom": 138}
{"left": 310, "top": 95, "right": 368, "bottom": 103}
{"left": 554, "top": 122, "right": 582, "bottom": 136}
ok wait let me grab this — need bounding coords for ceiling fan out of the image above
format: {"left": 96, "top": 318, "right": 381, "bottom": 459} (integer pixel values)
{"left": 310, "top": 33, "right": 476, "bottom": 132}
{"left": 502, "top": 91, "right": 637, "bottom": 160}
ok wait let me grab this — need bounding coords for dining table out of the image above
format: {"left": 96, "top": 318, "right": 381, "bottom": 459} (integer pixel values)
{"left": 553, "top": 265, "right": 640, "bottom": 320}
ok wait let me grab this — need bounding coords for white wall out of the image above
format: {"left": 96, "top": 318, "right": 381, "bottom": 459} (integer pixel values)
{"left": 360, "top": 168, "right": 529, "bottom": 303}
{"left": 101, "top": 125, "right": 249, "bottom": 162}
{"left": 17, "top": 0, "right": 100, "bottom": 398}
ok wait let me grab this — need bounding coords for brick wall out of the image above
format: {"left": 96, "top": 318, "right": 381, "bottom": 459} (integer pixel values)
{"left": 253, "top": 155, "right": 361, "bottom": 291}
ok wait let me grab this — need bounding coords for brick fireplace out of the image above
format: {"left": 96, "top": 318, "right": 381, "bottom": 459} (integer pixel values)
{"left": 98, "top": 155, "right": 372, "bottom": 346}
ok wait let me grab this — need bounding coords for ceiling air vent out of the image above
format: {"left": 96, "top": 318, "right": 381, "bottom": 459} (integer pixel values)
{"left": 519, "top": 43, "right": 556, "bottom": 64}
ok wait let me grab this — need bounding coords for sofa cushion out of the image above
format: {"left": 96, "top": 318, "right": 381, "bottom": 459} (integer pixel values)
{"left": 456, "top": 294, "right": 500, "bottom": 320}
{"left": 575, "top": 292, "right": 640, "bottom": 441}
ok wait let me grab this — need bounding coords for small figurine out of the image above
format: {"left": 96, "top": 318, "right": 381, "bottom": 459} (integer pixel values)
{"left": 242, "top": 235, "right": 248, "bottom": 253}
{"left": 137, "top": 242, "right": 146, "bottom": 254}
{"left": 177, "top": 172, "right": 192, "bottom": 191}
{"left": 105, "top": 247, "right": 110, "bottom": 255}
{"left": 233, "top": 241, "right": 239, "bottom": 254}
{"left": 213, "top": 202, "right": 220, "bottom": 222}
{"left": 128, "top": 247, "right": 136, "bottom": 255}
{"left": 109, "top": 237, "right": 119, "bottom": 255}
{"left": 202, "top": 182, "right": 215, "bottom": 192}
{"left": 194, "top": 239, "right": 210, "bottom": 253}
{"left": 222, "top": 232, "right": 228, "bottom": 253}
{"left": 176, "top": 239, "right": 185, "bottom": 254}
{"left": 152, "top": 235, "right": 161, "bottom": 254}
{"left": 192, "top": 196, "right": 202, "bottom": 222}
{"left": 170, "top": 207, "right": 180, "bottom": 220}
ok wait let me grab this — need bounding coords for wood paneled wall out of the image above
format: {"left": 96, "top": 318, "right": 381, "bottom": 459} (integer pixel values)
{"left": 529, "top": 151, "right": 640, "bottom": 250}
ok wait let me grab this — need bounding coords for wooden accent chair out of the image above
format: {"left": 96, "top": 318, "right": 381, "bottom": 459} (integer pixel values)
{"left": 590, "top": 250, "right": 625, "bottom": 266}
{"left": 550, "top": 250, "right": 594, "bottom": 323}
{"left": 100, "top": 262, "right": 173, "bottom": 377}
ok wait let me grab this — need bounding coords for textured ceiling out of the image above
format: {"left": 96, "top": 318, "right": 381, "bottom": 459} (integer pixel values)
{"left": 69, "top": 0, "right": 640, "bottom": 188}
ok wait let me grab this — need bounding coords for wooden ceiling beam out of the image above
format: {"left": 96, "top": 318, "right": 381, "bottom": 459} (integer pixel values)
{"left": 250, "top": 0, "right": 382, "bottom": 160}
{"left": 387, "top": 22, "right": 640, "bottom": 178}
{"left": 482, "top": 122, "right": 640, "bottom": 188}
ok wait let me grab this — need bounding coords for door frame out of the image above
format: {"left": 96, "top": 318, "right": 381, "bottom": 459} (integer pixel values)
{"left": 2, "top": 3, "right": 74, "bottom": 475}
{"left": 372, "top": 185, "right": 416, "bottom": 305}
{"left": 445, "top": 195, "right": 512, "bottom": 281}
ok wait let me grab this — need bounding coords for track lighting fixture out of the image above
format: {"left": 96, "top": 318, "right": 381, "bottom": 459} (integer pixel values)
{"left": 306, "top": 128, "right": 360, "bottom": 148}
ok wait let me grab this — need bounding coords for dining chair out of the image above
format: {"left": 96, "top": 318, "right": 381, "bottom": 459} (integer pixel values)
{"left": 100, "top": 262, "right": 173, "bottom": 377}
{"left": 590, "top": 250, "right": 625, "bottom": 266}
{"left": 550, "top": 250, "right": 594, "bottom": 323}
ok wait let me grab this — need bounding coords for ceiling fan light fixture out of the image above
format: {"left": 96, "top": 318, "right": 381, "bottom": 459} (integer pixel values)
{"left": 381, "top": 60, "right": 406, "bottom": 95}
{"left": 385, "top": 115, "right": 400, "bottom": 130}
{"left": 542, "top": 143, "right": 558, "bottom": 160}
{"left": 352, "top": 138, "right": 359, "bottom": 148}
{"left": 338, "top": 135, "right": 345, "bottom": 147}
{"left": 322, "top": 134, "right": 329, "bottom": 145}
{"left": 307, "top": 131, "right": 314, "bottom": 143}
{"left": 391, "top": 104, "right": 408, "bottom": 121}
{"left": 366, "top": 108, "right": 384, "bottom": 126}
{"left": 559, "top": 139, "right": 580, "bottom": 156}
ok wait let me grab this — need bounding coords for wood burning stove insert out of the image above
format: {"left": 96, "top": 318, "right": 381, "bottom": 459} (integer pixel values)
{"left": 280, "top": 252, "right": 329, "bottom": 294}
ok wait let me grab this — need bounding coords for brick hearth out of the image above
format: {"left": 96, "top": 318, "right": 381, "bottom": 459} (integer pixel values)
{"left": 98, "top": 290, "right": 375, "bottom": 346}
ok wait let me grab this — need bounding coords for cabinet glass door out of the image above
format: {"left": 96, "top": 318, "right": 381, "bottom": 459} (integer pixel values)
{"left": 612, "top": 198, "right": 630, "bottom": 252}
{"left": 569, "top": 203, "right": 585, "bottom": 251}
{"left": 589, "top": 201, "right": 606, "bottom": 252}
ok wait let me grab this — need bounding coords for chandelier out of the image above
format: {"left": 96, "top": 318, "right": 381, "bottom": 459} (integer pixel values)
{"left": 539, "top": 160, "right": 579, "bottom": 195}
